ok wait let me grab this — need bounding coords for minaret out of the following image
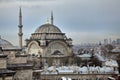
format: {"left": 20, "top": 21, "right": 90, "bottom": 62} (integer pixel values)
{"left": 18, "top": 7, "right": 23, "bottom": 49}
{"left": 51, "top": 11, "right": 53, "bottom": 25}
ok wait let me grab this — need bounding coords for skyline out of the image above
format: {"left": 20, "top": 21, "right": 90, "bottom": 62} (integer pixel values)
{"left": 0, "top": 0, "right": 120, "bottom": 45}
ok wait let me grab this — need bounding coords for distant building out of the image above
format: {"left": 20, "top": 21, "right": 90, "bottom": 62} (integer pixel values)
{"left": 112, "top": 40, "right": 116, "bottom": 45}
{"left": 116, "top": 38, "right": 120, "bottom": 44}
{"left": 104, "top": 39, "right": 108, "bottom": 45}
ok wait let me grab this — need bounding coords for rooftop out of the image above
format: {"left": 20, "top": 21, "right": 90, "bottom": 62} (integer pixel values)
{"left": 0, "top": 69, "right": 15, "bottom": 75}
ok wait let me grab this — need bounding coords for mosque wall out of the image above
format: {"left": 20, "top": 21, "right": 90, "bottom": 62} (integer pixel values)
{"left": 0, "top": 59, "right": 6, "bottom": 68}
{"left": 8, "top": 57, "right": 27, "bottom": 64}
{"left": 14, "top": 69, "right": 33, "bottom": 80}
{"left": 5, "top": 77, "right": 13, "bottom": 80}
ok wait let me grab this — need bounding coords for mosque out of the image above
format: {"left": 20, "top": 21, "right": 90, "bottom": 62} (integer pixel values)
{"left": 25, "top": 11, "right": 72, "bottom": 66}
{"left": 0, "top": 8, "right": 119, "bottom": 80}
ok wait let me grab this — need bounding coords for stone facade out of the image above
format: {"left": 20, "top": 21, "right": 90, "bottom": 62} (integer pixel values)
{"left": 7, "top": 53, "right": 33, "bottom": 80}
{"left": 0, "top": 46, "right": 33, "bottom": 80}
{"left": 0, "top": 58, "right": 6, "bottom": 68}
{"left": 40, "top": 74, "right": 112, "bottom": 80}
{"left": 8, "top": 52, "right": 27, "bottom": 64}
{"left": 0, "top": 48, "right": 15, "bottom": 80}
{"left": 14, "top": 70, "right": 32, "bottom": 80}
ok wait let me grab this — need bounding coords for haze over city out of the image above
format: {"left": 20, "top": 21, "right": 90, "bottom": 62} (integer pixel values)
{"left": 0, "top": 0, "right": 120, "bottom": 45}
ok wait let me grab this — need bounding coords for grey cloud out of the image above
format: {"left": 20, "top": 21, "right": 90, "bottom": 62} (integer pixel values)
{"left": 19, "top": 0, "right": 55, "bottom": 1}
{"left": 0, "top": 0, "right": 120, "bottom": 44}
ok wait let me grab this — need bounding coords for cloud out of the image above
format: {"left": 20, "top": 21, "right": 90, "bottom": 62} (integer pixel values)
{"left": 0, "top": 0, "right": 60, "bottom": 8}
{"left": 0, "top": 0, "right": 55, "bottom": 2}
{"left": 0, "top": 0, "right": 120, "bottom": 45}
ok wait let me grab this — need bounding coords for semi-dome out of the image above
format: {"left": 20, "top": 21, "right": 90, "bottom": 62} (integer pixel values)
{"left": 0, "top": 37, "right": 14, "bottom": 49}
{"left": 35, "top": 24, "right": 62, "bottom": 33}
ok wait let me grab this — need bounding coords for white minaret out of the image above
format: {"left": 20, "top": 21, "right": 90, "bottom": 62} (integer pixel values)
{"left": 51, "top": 11, "right": 54, "bottom": 25}
{"left": 18, "top": 7, "right": 23, "bottom": 49}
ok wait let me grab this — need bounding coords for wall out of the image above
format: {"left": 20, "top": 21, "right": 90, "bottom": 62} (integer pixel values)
{"left": 0, "top": 59, "right": 6, "bottom": 68}
{"left": 14, "top": 69, "right": 33, "bottom": 80}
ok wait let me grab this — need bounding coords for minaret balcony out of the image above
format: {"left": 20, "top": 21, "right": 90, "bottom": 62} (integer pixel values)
{"left": 18, "top": 25, "right": 23, "bottom": 28}
{"left": 18, "top": 33, "right": 23, "bottom": 36}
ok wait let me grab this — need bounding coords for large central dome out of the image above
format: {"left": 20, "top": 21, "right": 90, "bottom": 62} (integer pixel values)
{"left": 30, "top": 23, "right": 65, "bottom": 40}
{"left": 35, "top": 24, "right": 62, "bottom": 33}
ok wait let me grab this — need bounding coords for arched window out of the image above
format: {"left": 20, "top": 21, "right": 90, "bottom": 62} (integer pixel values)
{"left": 52, "top": 50, "right": 63, "bottom": 55}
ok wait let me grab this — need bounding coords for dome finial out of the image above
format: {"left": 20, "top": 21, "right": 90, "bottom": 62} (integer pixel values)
{"left": 46, "top": 18, "right": 49, "bottom": 24}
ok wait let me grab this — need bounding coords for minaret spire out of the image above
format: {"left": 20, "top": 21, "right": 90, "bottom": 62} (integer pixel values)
{"left": 18, "top": 7, "right": 23, "bottom": 49}
{"left": 19, "top": 7, "right": 22, "bottom": 25}
{"left": 51, "top": 11, "right": 53, "bottom": 25}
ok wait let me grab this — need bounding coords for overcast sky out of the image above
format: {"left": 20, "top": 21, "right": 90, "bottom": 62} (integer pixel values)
{"left": 0, "top": 0, "right": 120, "bottom": 45}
